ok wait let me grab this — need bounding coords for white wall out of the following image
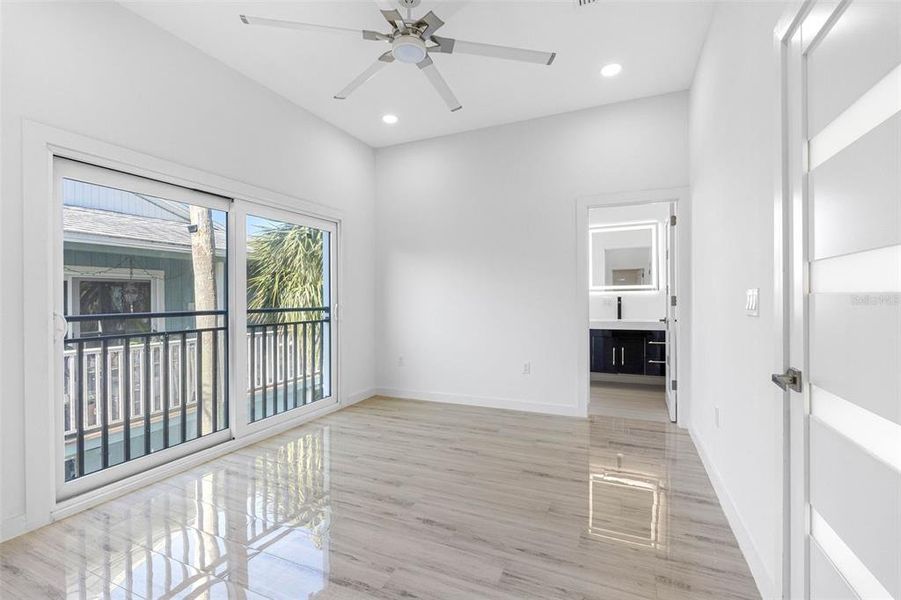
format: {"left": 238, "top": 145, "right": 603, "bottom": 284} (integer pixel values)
{"left": 0, "top": 2, "right": 376, "bottom": 539}
{"left": 689, "top": 3, "right": 787, "bottom": 598}
{"left": 374, "top": 92, "right": 688, "bottom": 415}
{"left": 588, "top": 202, "right": 670, "bottom": 321}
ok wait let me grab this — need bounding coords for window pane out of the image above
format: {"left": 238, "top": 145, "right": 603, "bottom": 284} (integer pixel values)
{"left": 246, "top": 215, "right": 331, "bottom": 423}
{"left": 62, "top": 174, "right": 229, "bottom": 481}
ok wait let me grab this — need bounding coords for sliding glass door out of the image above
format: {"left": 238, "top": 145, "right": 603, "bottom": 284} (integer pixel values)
{"left": 56, "top": 159, "right": 231, "bottom": 497}
{"left": 55, "top": 158, "right": 338, "bottom": 499}
{"left": 242, "top": 207, "right": 336, "bottom": 426}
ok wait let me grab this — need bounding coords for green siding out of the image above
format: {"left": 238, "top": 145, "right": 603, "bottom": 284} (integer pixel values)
{"left": 64, "top": 243, "right": 226, "bottom": 331}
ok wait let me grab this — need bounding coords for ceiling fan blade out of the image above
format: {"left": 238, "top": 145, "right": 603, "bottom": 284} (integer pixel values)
{"left": 363, "top": 30, "right": 392, "bottom": 41}
{"left": 430, "top": 35, "right": 556, "bottom": 65}
{"left": 417, "top": 56, "right": 462, "bottom": 112}
{"left": 380, "top": 9, "right": 405, "bottom": 30}
{"left": 240, "top": 15, "right": 362, "bottom": 37}
{"left": 416, "top": 11, "right": 445, "bottom": 39}
{"left": 334, "top": 52, "right": 395, "bottom": 100}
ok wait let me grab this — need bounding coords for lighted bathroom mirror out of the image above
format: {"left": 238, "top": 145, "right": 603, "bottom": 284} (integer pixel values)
{"left": 589, "top": 223, "right": 658, "bottom": 292}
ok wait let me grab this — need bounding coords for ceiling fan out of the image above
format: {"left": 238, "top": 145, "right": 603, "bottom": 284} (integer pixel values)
{"left": 239, "top": 0, "right": 556, "bottom": 112}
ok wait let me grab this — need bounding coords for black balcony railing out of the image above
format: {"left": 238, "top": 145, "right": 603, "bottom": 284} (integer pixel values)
{"left": 246, "top": 307, "right": 330, "bottom": 423}
{"left": 63, "top": 310, "right": 228, "bottom": 482}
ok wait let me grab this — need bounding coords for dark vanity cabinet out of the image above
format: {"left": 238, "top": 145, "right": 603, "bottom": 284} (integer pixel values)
{"left": 590, "top": 329, "right": 666, "bottom": 376}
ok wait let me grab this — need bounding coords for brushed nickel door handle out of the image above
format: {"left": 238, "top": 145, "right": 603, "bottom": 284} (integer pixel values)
{"left": 771, "top": 368, "right": 802, "bottom": 392}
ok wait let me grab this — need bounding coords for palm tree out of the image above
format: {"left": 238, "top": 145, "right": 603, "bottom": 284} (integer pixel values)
{"left": 190, "top": 207, "right": 219, "bottom": 432}
{"left": 246, "top": 222, "right": 324, "bottom": 321}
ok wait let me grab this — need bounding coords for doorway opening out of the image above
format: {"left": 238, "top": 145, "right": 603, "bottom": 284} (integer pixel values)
{"left": 581, "top": 197, "right": 680, "bottom": 423}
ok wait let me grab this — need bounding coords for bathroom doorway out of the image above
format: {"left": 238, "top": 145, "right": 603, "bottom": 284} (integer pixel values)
{"left": 575, "top": 189, "right": 688, "bottom": 423}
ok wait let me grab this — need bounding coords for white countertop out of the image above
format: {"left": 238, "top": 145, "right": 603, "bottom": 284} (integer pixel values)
{"left": 590, "top": 320, "right": 665, "bottom": 331}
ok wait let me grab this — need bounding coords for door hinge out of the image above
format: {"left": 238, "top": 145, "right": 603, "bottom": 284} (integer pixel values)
{"left": 670, "top": 215, "right": 677, "bottom": 226}
{"left": 670, "top": 295, "right": 677, "bottom": 307}
{"left": 671, "top": 379, "right": 678, "bottom": 391}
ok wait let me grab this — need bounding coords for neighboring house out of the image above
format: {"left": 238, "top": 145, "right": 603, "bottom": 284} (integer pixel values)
{"left": 62, "top": 179, "right": 227, "bottom": 335}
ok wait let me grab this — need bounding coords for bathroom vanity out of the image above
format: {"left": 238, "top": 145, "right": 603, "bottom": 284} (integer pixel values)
{"left": 589, "top": 321, "right": 666, "bottom": 377}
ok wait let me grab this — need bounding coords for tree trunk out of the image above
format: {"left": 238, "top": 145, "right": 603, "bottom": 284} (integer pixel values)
{"left": 190, "top": 206, "right": 218, "bottom": 434}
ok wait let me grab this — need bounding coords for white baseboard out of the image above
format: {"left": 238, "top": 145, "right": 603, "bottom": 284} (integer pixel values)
{"left": 344, "top": 388, "right": 377, "bottom": 407}
{"left": 690, "top": 428, "right": 776, "bottom": 600}
{"left": 374, "top": 387, "right": 583, "bottom": 417}
{"left": 0, "top": 514, "right": 30, "bottom": 544}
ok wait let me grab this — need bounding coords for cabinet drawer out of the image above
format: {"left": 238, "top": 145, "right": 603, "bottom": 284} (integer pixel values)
{"left": 646, "top": 358, "right": 666, "bottom": 377}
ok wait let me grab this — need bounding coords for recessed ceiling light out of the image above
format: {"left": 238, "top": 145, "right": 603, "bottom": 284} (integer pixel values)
{"left": 382, "top": 114, "right": 399, "bottom": 125}
{"left": 600, "top": 63, "right": 623, "bottom": 78}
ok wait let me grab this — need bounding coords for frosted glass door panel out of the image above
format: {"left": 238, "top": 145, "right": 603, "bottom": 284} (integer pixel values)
{"left": 810, "top": 419, "right": 901, "bottom": 598}
{"left": 807, "top": 1, "right": 901, "bottom": 137}
{"left": 810, "top": 113, "right": 901, "bottom": 260}
{"left": 810, "top": 293, "right": 901, "bottom": 425}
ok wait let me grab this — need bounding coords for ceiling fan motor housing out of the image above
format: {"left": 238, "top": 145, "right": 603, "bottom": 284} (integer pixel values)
{"left": 392, "top": 34, "right": 427, "bottom": 64}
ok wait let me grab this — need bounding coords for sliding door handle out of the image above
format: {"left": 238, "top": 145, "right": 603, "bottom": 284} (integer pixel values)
{"left": 771, "top": 368, "right": 802, "bottom": 392}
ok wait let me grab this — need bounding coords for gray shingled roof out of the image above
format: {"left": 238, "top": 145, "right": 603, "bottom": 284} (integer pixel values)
{"left": 64, "top": 206, "right": 226, "bottom": 252}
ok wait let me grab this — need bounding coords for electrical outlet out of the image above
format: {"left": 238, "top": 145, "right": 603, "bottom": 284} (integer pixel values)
{"left": 715, "top": 406, "right": 721, "bottom": 428}
{"left": 397, "top": 356, "right": 404, "bottom": 367}
{"left": 522, "top": 361, "right": 531, "bottom": 375}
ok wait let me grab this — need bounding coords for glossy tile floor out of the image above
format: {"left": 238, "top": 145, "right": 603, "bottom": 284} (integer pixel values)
{"left": 0, "top": 397, "right": 760, "bottom": 599}
{"left": 589, "top": 382, "right": 671, "bottom": 423}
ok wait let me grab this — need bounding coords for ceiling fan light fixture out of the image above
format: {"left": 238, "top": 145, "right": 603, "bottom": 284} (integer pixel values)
{"left": 600, "top": 63, "right": 623, "bottom": 78}
{"left": 382, "top": 114, "right": 399, "bottom": 124}
{"left": 392, "top": 35, "right": 428, "bottom": 64}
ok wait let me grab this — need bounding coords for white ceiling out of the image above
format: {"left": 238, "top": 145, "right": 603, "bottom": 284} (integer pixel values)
{"left": 123, "top": 1, "right": 714, "bottom": 147}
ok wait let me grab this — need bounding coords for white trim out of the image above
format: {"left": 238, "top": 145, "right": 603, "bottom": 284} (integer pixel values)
{"left": 575, "top": 187, "right": 689, "bottom": 423}
{"left": 374, "top": 388, "right": 584, "bottom": 418}
{"left": 808, "top": 63, "right": 901, "bottom": 171}
{"left": 691, "top": 428, "right": 777, "bottom": 600}
{"left": 57, "top": 157, "right": 231, "bottom": 212}
{"left": 344, "top": 388, "right": 377, "bottom": 407}
{"left": 21, "top": 121, "right": 350, "bottom": 539}
{"left": 775, "top": 4, "right": 814, "bottom": 598}
{"left": 810, "top": 508, "right": 892, "bottom": 600}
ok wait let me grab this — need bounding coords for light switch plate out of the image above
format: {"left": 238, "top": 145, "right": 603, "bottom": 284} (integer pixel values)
{"left": 746, "top": 288, "right": 760, "bottom": 317}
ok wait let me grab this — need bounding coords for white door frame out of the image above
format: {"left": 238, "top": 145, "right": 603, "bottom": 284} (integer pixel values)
{"left": 575, "top": 187, "right": 690, "bottom": 423}
{"left": 21, "top": 121, "right": 347, "bottom": 535}
{"left": 774, "top": 4, "right": 812, "bottom": 598}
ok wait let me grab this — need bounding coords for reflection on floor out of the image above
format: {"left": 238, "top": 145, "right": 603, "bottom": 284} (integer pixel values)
{"left": 0, "top": 397, "right": 759, "bottom": 599}
{"left": 590, "top": 381, "right": 671, "bottom": 423}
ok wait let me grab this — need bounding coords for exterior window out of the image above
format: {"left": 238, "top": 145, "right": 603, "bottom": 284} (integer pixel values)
{"left": 76, "top": 279, "right": 152, "bottom": 335}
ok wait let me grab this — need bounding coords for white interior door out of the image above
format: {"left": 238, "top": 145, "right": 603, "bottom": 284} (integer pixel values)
{"left": 665, "top": 202, "right": 678, "bottom": 422}
{"left": 783, "top": 3, "right": 901, "bottom": 598}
